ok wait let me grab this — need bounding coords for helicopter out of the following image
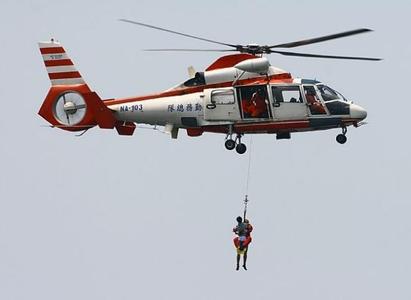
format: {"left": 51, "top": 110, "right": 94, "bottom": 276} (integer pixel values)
{"left": 38, "top": 20, "right": 381, "bottom": 154}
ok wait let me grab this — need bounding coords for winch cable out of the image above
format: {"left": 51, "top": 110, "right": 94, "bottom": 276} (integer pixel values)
{"left": 243, "top": 136, "right": 253, "bottom": 220}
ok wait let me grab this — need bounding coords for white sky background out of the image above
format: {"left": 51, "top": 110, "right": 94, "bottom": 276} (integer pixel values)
{"left": 1, "top": 0, "right": 410, "bottom": 299}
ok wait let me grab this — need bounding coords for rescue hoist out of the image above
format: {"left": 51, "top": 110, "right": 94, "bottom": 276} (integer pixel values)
{"left": 233, "top": 143, "right": 254, "bottom": 270}
{"left": 233, "top": 137, "right": 253, "bottom": 251}
{"left": 242, "top": 136, "right": 253, "bottom": 220}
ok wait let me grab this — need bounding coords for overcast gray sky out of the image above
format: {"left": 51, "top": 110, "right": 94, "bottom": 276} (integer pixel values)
{"left": 1, "top": 1, "right": 410, "bottom": 299}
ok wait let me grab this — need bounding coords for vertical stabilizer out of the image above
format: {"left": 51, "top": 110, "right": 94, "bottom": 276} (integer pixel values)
{"left": 38, "top": 39, "right": 86, "bottom": 86}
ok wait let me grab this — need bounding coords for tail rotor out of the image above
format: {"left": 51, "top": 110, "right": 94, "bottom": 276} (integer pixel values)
{"left": 54, "top": 92, "right": 87, "bottom": 126}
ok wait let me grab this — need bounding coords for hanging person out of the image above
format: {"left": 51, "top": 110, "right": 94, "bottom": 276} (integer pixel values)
{"left": 233, "top": 216, "right": 253, "bottom": 270}
{"left": 241, "top": 219, "right": 253, "bottom": 270}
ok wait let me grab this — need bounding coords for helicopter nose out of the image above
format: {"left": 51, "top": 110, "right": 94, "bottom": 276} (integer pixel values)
{"left": 350, "top": 104, "right": 367, "bottom": 120}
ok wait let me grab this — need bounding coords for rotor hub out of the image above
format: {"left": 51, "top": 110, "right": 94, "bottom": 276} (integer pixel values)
{"left": 63, "top": 101, "right": 77, "bottom": 115}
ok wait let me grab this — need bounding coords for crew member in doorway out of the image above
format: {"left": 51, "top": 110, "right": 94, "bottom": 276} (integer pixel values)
{"left": 242, "top": 97, "right": 253, "bottom": 118}
{"left": 250, "top": 88, "right": 268, "bottom": 118}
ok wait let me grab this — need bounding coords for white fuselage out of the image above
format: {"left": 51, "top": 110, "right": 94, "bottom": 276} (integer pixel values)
{"left": 108, "top": 64, "right": 290, "bottom": 127}
{"left": 109, "top": 92, "right": 205, "bottom": 127}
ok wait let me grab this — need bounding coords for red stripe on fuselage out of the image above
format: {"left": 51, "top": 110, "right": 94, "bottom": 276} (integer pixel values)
{"left": 199, "top": 120, "right": 310, "bottom": 134}
{"left": 40, "top": 47, "right": 66, "bottom": 54}
{"left": 235, "top": 120, "right": 310, "bottom": 132}
{"left": 44, "top": 59, "right": 73, "bottom": 67}
{"left": 105, "top": 74, "right": 293, "bottom": 106}
{"left": 48, "top": 71, "right": 81, "bottom": 79}
{"left": 198, "top": 118, "right": 359, "bottom": 135}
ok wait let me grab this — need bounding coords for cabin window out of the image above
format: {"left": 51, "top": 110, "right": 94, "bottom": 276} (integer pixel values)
{"left": 271, "top": 86, "right": 303, "bottom": 104}
{"left": 211, "top": 89, "right": 235, "bottom": 105}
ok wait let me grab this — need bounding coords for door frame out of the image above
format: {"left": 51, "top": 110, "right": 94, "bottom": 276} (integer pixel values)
{"left": 269, "top": 84, "right": 309, "bottom": 120}
{"left": 204, "top": 87, "right": 241, "bottom": 121}
{"left": 235, "top": 84, "right": 272, "bottom": 120}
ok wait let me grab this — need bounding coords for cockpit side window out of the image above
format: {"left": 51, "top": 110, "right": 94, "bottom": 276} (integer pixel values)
{"left": 303, "top": 85, "right": 327, "bottom": 115}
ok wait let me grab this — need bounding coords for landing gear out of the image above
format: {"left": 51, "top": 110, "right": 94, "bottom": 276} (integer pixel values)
{"left": 236, "top": 143, "right": 247, "bottom": 154}
{"left": 225, "top": 139, "right": 236, "bottom": 150}
{"left": 336, "top": 127, "right": 347, "bottom": 144}
{"left": 336, "top": 134, "right": 347, "bottom": 144}
{"left": 225, "top": 126, "right": 247, "bottom": 154}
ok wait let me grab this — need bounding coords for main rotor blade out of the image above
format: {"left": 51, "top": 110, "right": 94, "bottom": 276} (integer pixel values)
{"left": 270, "top": 50, "right": 382, "bottom": 61}
{"left": 270, "top": 28, "right": 373, "bottom": 49}
{"left": 144, "top": 48, "right": 236, "bottom": 52}
{"left": 119, "top": 19, "right": 237, "bottom": 48}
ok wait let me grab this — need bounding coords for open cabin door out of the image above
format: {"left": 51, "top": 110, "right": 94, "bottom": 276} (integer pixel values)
{"left": 204, "top": 88, "right": 241, "bottom": 121}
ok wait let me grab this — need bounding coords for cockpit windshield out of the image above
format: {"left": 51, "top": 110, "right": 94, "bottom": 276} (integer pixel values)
{"left": 317, "top": 84, "right": 347, "bottom": 102}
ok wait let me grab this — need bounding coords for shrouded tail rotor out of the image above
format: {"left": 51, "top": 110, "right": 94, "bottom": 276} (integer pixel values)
{"left": 54, "top": 92, "right": 87, "bottom": 126}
